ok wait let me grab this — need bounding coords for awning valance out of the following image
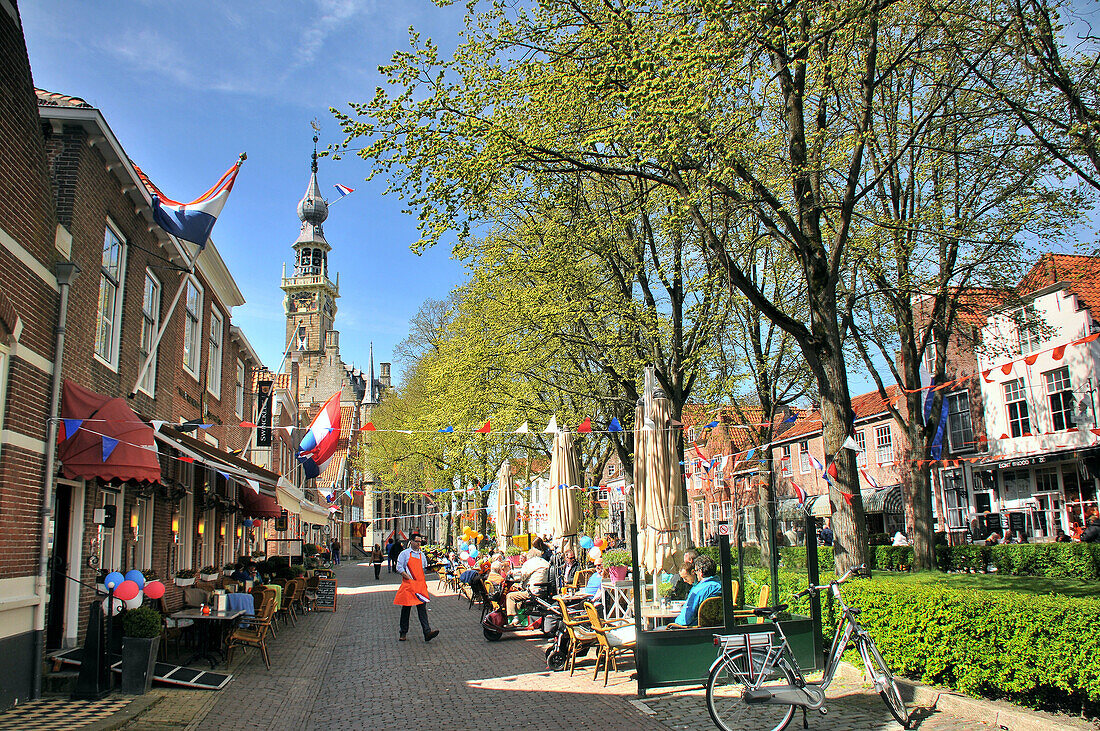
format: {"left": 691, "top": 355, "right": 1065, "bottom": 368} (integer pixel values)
{"left": 58, "top": 380, "right": 160, "bottom": 484}
{"left": 276, "top": 477, "right": 303, "bottom": 516}
{"left": 153, "top": 427, "right": 279, "bottom": 494}
{"left": 775, "top": 485, "right": 903, "bottom": 520}
{"left": 238, "top": 485, "right": 282, "bottom": 519}
{"left": 300, "top": 500, "right": 330, "bottom": 525}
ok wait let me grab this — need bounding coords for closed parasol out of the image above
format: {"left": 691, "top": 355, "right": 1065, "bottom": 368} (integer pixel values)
{"left": 495, "top": 459, "right": 516, "bottom": 552}
{"left": 548, "top": 427, "right": 581, "bottom": 555}
{"left": 633, "top": 369, "right": 685, "bottom": 574}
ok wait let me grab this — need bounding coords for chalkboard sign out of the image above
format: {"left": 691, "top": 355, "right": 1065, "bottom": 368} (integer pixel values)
{"left": 1009, "top": 512, "right": 1026, "bottom": 536}
{"left": 315, "top": 578, "right": 337, "bottom": 612}
{"left": 982, "top": 513, "right": 1001, "bottom": 536}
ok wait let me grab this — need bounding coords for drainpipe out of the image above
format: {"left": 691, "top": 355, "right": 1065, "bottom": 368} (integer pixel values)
{"left": 33, "top": 261, "right": 80, "bottom": 699}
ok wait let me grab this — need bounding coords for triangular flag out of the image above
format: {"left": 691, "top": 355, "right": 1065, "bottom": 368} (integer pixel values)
{"left": 544, "top": 416, "right": 558, "bottom": 433}
{"left": 361, "top": 422, "right": 376, "bottom": 432}
{"left": 577, "top": 417, "right": 592, "bottom": 433}
{"left": 1053, "top": 344, "right": 1067, "bottom": 360}
{"left": 239, "top": 421, "right": 257, "bottom": 428}
{"left": 840, "top": 491, "right": 855, "bottom": 506}
{"left": 179, "top": 456, "right": 194, "bottom": 463}
{"left": 704, "top": 421, "right": 719, "bottom": 428}
{"left": 246, "top": 479, "right": 260, "bottom": 494}
{"left": 150, "top": 420, "right": 167, "bottom": 432}
{"left": 475, "top": 421, "right": 491, "bottom": 434}
{"left": 514, "top": 421, "right": 529, "bottom": 434}
{"left": 783, "top": 413, "right": 797, "bottom": 424}
{"left": 745, "top": 448, "right": 755, "bottom": 461}
{"left": 1001, "top": 362, "right": 1013, "bottom": 375}
{"left": 102, "top": 436, "right": 119, "bottom": 462}
{"left": 608, "top": 418, "right": 622, "bottom": 432}
{"left": 842, "top": 435, "right": 861, "bottom": 451}
{"left": 825, "top": 458, "right": 839, "bottom": 482}
{"left": 283, "top": 425, "right": 298, "bottom": 434}
{"left": 793, "top": 483, "right": 807, "bottom": 504}
{"left": 62, "top": 418, "right": 83, "bottom": 441}
{"left": 859, "top": 467, "right": 880, "bottom": 490}
{"left": 439, "top": 426, "right": 454, "bottom": 433}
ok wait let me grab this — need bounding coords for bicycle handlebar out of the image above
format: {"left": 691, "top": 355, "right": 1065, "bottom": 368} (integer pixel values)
{"left": 791, "top": 564, "right": 868, "bottom": 600}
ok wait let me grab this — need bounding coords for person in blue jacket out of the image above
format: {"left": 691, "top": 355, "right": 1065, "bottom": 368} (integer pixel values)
{"left": 674, "top": 555, "right": 722, "bottom": 626}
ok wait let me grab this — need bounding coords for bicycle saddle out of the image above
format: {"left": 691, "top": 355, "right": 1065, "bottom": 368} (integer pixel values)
{"left": 752, "top": 603, "right": 788, "bottom": 618}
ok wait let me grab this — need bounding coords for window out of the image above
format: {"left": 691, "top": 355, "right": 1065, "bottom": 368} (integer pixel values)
{"left": 780, "top": 445, "right": 791, "bottom": 475}
{"left": 855, "top": 430, "right": 867, "bottom": 467}
{"left": 98, "top": 488, "right": 124, "bottom": 571}
{"left": 179, "top": 473, "right": 194, "bottom": 569}
{"left": 722, "top": 500, "right": 732, "bottom": 519}
{"left": 182, "top": 279, "right": 203, "bottom": 376}
{"left": 687, "top": 426, "right": 696, "bottom": 443}
{"left": 710, "top": 502, "right": 720, "bottom": 522}
{"left": 235, "top": 359, "right": 245, "bottom": 417}
{"left": 1045, "top": 366, "right": 1076, "bottom": 431}
{"left": 1035, "top": 467, "right": 1059, "bottom": 493}
{"left": 598, "top": 487, "right": 609, "bottom": 502}
{"left": 1004, "top": 378, "right": 1031, "bottom": 437}
{"left": 946, "top": 392, "right": 975, "bottom": 452}
{"left": 137, "top": 271, "right": 161, "bottom": 395}
{"left": 95, "top": 221, "right": 126, "bottom": 366}
{"left": 606, "top": 463, "right": 615, "bottom": 477}
{"left": 1012, "top": 306, "right": 1045, "bottom": 354}
{"left": 875, "top": 425, "right": 893, "bottom": 465}
{"left": 134, "top": 497, "right": 154, "bottom": 569}
{"left": 1002, "top": 469, "right": 1031, "bottom": 503}
{"left": 207, "top": 307, "right": 223, "bottom": 397}
{"left": 799, "top": 441, "right": 811, "bottom": 473}
{"left": 942, "top": 471, "right": 967, "bottom": 530}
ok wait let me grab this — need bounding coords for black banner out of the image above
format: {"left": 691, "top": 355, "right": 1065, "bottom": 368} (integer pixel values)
{"left": 257, "top": 380, "right": 273, "bottom": 447}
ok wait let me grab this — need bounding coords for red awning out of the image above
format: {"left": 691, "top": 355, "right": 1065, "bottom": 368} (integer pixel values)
{"left": 238, "top": 485, "right": 282, "bottom": 519}
{"left": 58, "top": 380, "right": 161, "bottom": 483}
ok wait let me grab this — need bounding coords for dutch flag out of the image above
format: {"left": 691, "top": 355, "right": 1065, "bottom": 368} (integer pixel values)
{"left": 333, "top": 183, "right": 355, "bottom": 199}
{"left": 297, "top": 393, "right": 341, "bottom": 479}
{"left": 147, "top": 157, "right": 244, "bottom": 248}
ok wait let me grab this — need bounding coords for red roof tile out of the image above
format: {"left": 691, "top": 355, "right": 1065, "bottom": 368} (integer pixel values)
{"left": 1019, "top": 253, "right": 1100, "bottom": 316}
{"left": 773, "top": 386, "right": 900, "bottom": 443}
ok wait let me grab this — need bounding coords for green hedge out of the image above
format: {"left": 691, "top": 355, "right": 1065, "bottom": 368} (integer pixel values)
{"left": 834, "top": 579, "right": 1100, "bottom": 714}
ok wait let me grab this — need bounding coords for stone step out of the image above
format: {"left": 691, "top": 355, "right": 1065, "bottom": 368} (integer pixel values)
{"left": 41, "top": 669, "right": 80, "bottom": 696}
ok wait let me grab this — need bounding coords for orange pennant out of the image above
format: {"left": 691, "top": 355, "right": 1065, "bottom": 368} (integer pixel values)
{"left": 361, "top": 422, "right": 376, "bottom": 431}
{"left": 1024, "top": 354, "right": 1038, "bottom": 366}
{"left": 1052, "top": 344, "right": 1067, "bottom": 360}
{"left": 1001, "top": 362, "right": 1014, "bottom": 375}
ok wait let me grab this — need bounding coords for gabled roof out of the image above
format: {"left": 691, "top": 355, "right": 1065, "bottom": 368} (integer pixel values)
{"left": 952, "top": 287, "right": 1014, "bottom": 327}
{"left": 774, "top": 386, "right": 900, "bottom": 444}
{"left": 1018, "top": 253, "right": 1100, "bottom": 316}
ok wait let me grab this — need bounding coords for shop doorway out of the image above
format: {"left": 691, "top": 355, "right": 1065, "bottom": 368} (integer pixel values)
{"left": 45, "top": 484, "right": 72, "bottom": 650}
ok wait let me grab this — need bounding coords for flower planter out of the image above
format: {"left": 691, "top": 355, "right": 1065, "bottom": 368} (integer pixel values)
{"left": 174, "top": 577, "right": 195, "bottom": 587}
{"left": 508, "top": 556, "right": 525, "bottom": 568}
{"left": 223, "top": 569, "right": 234, "bottom": 577}
{"left": 199, "top": 573, "right": 219, "bottom": 582}
{"left": 607, "top": 566, "right": 629, "bottom": 581}
{"left": 121, "top": 636, "right": 160, "bottom": 695}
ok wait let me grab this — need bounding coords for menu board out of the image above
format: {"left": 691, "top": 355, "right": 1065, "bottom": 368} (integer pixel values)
{"left": 315, "top": 578, "right": 337, "bottom": 612}
{"left": 1009, "top": 512, "right": 1026, "bottom": 536}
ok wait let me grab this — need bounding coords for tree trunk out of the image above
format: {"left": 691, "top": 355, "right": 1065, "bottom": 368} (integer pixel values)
{"left": 904, "top": 420, "right": 936, "bottom": 570}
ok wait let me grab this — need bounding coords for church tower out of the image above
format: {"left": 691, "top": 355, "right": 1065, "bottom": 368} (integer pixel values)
{"left": 282, "top": 135, "right": 339, "bottom": 359}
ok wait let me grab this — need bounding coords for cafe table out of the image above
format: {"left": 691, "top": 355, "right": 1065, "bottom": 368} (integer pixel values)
{"left": 170, "top": 608, "right": 245, "bottom": 668}
{"left": 601, "top": 580, "right": 634, "bottom": 620}
{"left": 640, "top": 603, "right": 681, "bottom": 629}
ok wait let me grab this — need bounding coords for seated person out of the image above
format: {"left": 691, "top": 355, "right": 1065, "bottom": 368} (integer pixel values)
{"left": 578, "top": 565, "right": 603, "bottom": 598}
{"left": 230, "top": 562, "right": 253, "bottom": 584}
{"left": 892, "top": 531, "right": 910, "bottom": 546}
{"left": 505, "top": 548, "right": 550, "bottom": 625}
{"left": 670, "top": 549, "right": 698, "bottom": 600}
{"left": 1055, "top": 528, "right": 1072, "bottom": 543}
{"left": 673, "top": 555, "right": 722, "bottom": 627}
{"left": 985, "top": 531, "right": 1003, "bottom": 546}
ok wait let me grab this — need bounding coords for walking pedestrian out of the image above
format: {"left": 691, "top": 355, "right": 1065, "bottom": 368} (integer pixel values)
{"left": 331, "top": 538, "right": 341, "bottom": 565}
{"left": 384, "top": 538, "right": 394, "bottom": 572}
{"left": 388, "top": 537, "right": 403, "bottom": 573}
{"left": 395, "top": 531, "right": 439, "bottom": 642}
{"left": 372, "top": 544, "right": 383, "bottom": 579}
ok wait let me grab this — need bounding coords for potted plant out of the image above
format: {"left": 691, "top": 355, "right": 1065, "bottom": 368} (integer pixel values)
{"left": 140, "top": 569, "right": 159, "bottom": 581}
{"left": 603, "top": 549, "right": 632, "bottom": 581}
{"left": 222, "top": 563, "right": 236, "bottom": 577}
{"left": 120, "top": 606, "right": 162, "bottom": 694}
{"left": 199, "top": 566, "right": 219, "bottom": 582}
{"left": 505, "top": 545, "right": 524, "bottom": 568}
{"left": 174, "top": 568, "right": 196, "bottom": 587}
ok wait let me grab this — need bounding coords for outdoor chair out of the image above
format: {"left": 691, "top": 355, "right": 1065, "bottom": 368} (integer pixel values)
{"left": 303, "top": 576, "right": 320, "bottom": 612}
{"left": 583, "top": 601, "right": 636, "bottom": 687}
{"left": 226, "top": 595, "right": 276, "bottom": 670}
{"left": 566, "top": 569, "right": 593, "bottom": 595}
{"left": 157, "top": 597, "right": 192, "bottom": 661}
{"left": 730, "top": 584, "right": 770, "bottom": 623}
{"left": 291, "top": 578, "right": 309, "bottom": 615}
{"left": 555, "top": 596, "right": 597, "bottom": 676}
{"left": 277, "top": 580, "right": 299, "bottom": 626}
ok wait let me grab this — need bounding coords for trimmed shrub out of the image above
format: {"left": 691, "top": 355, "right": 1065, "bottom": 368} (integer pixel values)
{"left": 832, "top": 579, "right": 1100, "bottom": 715}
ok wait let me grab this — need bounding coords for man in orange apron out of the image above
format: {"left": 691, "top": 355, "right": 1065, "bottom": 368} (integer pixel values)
{"left": 395, "top": 532, "right": 439, "bottom": 642}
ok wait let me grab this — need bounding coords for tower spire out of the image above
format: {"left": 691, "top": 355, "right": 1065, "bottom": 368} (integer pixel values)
{"left": 367, "top": 342, "right": 377, "bottom": 404}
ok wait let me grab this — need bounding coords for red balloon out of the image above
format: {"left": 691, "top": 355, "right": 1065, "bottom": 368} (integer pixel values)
{"left": 252, "top": 519, "right": 262, "bottom": 528}
{"left": 467, "top": 557, "right": 475, "bottom": 566}
{"left": 143, "top": 580, "right": 165, "bottom": 600}
{"left": 114, "top": 580, "right": 139, "bottom": 601}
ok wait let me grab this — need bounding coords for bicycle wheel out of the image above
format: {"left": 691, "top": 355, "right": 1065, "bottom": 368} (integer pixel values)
{"left": 706, "top": 650, "right": 797, "bottom": 731}
{"left": 858, "top": 637, "right": 909, "bottom": 728}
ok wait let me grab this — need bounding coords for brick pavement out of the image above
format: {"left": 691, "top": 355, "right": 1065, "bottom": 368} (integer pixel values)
{"left": 113, "top": 560, "right": 1085, "bottom": 730}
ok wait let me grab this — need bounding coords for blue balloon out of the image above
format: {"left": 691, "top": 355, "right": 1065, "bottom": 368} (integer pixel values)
{"left": 458, "top": 541, "right": 468, "bottom": 551}
{"left": 469, "top": 546, "right": 479, "bottom": 558}
{"left": 103, "top": 571, "right": 124, "bottom": 590}
{"left": 579, "top": 536, "right": 594, "bottom": 550}
{"left": 124, "top": 570, "right": 146, "bottom": 590}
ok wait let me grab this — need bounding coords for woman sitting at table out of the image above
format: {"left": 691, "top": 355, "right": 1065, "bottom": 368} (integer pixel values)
{"left": 230, "top": 562, "right": 254, "bottom": 584}
{"left": 673, "top": 555, "right": 722, "bottom": 627}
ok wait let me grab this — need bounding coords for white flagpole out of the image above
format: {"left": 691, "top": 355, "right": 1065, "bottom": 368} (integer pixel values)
{"left": 129, "top": 245, "right": 198, "bottom": 398}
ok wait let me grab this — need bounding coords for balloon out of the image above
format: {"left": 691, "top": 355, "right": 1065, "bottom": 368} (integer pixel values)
{"left": 124, "top": 570, "right": 146, "bottom": 590}
{"left": 596, "top": 539, "right": 606, "bottom": 549}
{"left": 114, "top": 580, "right": 139, "bottom": 601}
{"left": 143, "top": 580, "right": 165, "bottom": 600}
{"left": 460, "top": 551, "right": 470, "bottom": 560}
{"left": 103, "top": 571, "right": 124, "bottom": 590}
{"left": 469, "top": 547, "right": 479, "bottom": 558}
{"left": 579, "top": 536, "right": 594, "bottom": 550}
{"left": 253, "top": 518, "right": 262, "bottom": 527}
{"left": 102, "top": 596, "right": 124, "bottom": 616}
{"left": 458, "top": 541, "right": 467, "bottom": 551}
{"left": 467, "top": 557, "right": 475, "bottom": 566}
{"left": 588, "top": 546, "right": 602, "bottom": 561}
{"left": 124, "top": 592, "right": 144, "bottom": 610}
{"left": 477, "top": 533, "right": 484, "bottom": 540}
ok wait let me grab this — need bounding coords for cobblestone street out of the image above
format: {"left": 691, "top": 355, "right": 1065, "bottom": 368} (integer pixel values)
{"left": 110, "top": 559, "right": 1086, "bottom": 730}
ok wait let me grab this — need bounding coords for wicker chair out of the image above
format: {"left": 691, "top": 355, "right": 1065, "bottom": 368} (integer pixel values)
{"left": 555, "top": 596, "right": 597, "bottom": 676}
{"left": 583, "top": 601, "right": 636, "bottom": 686}
{"left": 226, "top": 594, "right": 277, "bottom": 669}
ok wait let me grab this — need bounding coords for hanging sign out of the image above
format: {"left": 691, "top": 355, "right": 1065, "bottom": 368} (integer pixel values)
{"left": 257, "top": 380, "right": 273, "bottom": 447}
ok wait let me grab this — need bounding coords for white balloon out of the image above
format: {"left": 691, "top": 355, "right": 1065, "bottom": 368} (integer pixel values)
{"left": 588, "top": 546, "right": 602, "bottom": 561}
{"left": 460, "top": 551, "right": 470, "bottom": 560}
{"left": 124, "top": 592, "right": 144, "bottom": 610}
{"left": 102, "top": 596, "right": 125, "bottom": 616}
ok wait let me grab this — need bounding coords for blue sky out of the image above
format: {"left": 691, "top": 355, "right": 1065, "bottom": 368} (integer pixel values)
{"left": 22, "top": 0, "right": 470, "bottom": 381}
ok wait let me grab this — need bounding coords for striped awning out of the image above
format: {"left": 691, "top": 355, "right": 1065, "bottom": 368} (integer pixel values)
{"left": 775, "top": 484, "right": 902, "bottom": 519}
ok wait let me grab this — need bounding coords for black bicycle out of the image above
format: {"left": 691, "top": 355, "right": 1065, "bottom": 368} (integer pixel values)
{"left": 706, "top": 565, "right": 909, "bottom": 730}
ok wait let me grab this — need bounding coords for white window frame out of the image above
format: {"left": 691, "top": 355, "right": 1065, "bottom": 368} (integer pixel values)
{"left": 1013, "top": 305, "right": 1044, "bottom": 355}
{"left": 687, "top": 426, "right": 696, "bottom": 443}
{"left": 946, "top": 391, "right": 976, "bottom": 453}
{"left": 709, "top": 502, "right": 720, "bottom": 522}
{"left": 598, "top": 487, "right": 609, "bottom": 502}
{"left": 721, "top": 500, "right": 732, "bottom": 520}
{"left": 235, "top": 359, "right": 245, "bottom": 418}
{"left": 780, "top": 445, "right": 792, "bottom": 475}
{"left": 135, "top": 496, "right": 154, "bottom": 569}
{"left": 606, "top": 463, "right": 615, "bottom": 477}
{"left": 799, "top": 440, "right": 811, "bottom": 473}
{"left": 1044, "top": 365, "right": 1076, "bottom": 431}
{"left": 875, "top": 425, "right": 893, "bottom": 466}
{"left": 182, "top": 278, "right": 203, "bottom": 379}
{"left": 179, "top": 487, "right": 194, "bottom": 570}
{"left": 202, "top": 506, "right": 216, "bottom": 569}
{"left": 855, "top": 430, "right": 867, "bottom": 467}
{"left": 207, "top": 306, "right": 224, "bottom": 398}
{"left": 1004, "top": 378, "right": 1031, "bottom": 437}
{"left": 94, "top": 220, "right": 127, "bottom": 369}
{"left": 99, "top": 487, "right": 125, "bottom": 572}
{"left": 137, "top": 269, "right": 161, "bottom": 396}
